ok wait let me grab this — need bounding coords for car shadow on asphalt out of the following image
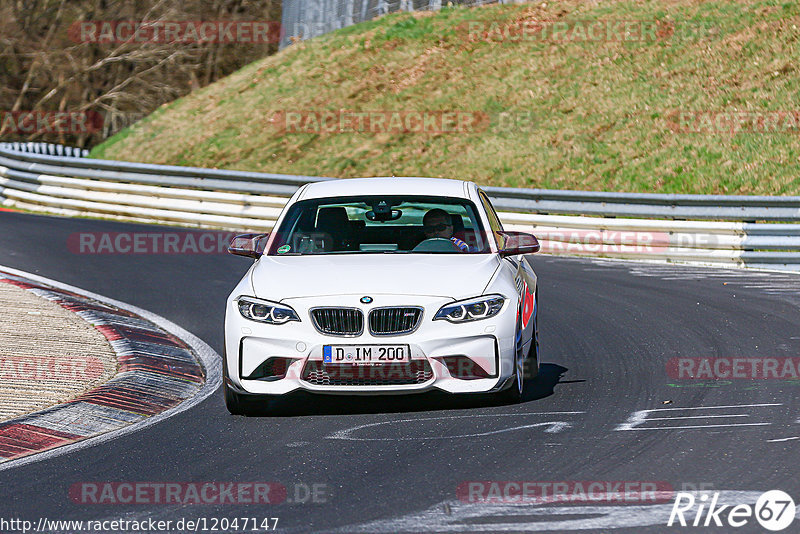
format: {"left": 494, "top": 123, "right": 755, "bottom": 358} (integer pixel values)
{"left": 239, "top": 363, "right": 575, "bottom": 417}
{"left": 522, "top": 363, "right": 574, "bottom": 403}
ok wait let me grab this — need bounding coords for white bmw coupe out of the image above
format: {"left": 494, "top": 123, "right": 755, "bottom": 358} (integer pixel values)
{"left": 223, "top": 177, "right": 540, "bottom": 414}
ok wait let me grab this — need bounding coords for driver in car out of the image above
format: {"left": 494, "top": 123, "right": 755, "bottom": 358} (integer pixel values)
{"left": 423, "top": 208, "right": 472, "bottom": 252}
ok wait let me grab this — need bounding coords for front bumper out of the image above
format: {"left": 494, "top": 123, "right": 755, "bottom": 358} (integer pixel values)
{"left": 224, "top": 294, "right": 518, "bottom": 396}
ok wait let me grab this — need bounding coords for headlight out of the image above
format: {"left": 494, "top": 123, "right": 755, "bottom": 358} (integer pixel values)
{"left": 434, "top": 295, "right": 505, "bottom": 323}
{"left": 236, "top": 296, "right": 300, "bottom": 324}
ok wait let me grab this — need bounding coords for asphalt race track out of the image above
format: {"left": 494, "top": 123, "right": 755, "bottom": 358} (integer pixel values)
{"left": 1, "top": 209, "right": 800, "bottom": 533}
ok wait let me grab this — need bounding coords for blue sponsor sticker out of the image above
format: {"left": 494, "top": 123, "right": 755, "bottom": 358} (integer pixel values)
{"left": 323, "top": 345, "right": 332, "bottom": 363}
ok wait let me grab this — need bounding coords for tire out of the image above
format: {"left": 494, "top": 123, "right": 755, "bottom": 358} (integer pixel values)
{"left": 494, "top": 310, "right": 526, "bottom": 405}
{"left": 525, "top": 290, "right": 540, "bottom": 380}
{"left": 222, "top": 351, "right": 260, "bottom": 416}
{"left": 495, "top": 289, "right": 539, "bottom": 404}
{"left": 496, "top": 352, "right": 524, "bottom": 404}
{"left": 224, "top": 382, "right": 251, "bottom": 415}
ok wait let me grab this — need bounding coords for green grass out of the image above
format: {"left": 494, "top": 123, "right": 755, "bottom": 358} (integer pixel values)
{"left": 92, "top": 0, "right": 800, "bottom": 195}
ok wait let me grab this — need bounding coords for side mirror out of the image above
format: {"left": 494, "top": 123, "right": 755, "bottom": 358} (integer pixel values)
{"left": 228, "top": 233, "right": 269, "bottom": 259}
{"left": 497, "top": 231, "right": 540, "bottom": 256}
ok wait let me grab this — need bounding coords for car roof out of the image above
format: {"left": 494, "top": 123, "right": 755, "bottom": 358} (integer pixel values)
{"left": 297, "top": 177, "right": 474, "bottom": 201}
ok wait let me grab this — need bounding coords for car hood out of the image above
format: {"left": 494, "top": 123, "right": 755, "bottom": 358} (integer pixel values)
{"left": 250, "top": 254, "right": 501, "bottom": 300}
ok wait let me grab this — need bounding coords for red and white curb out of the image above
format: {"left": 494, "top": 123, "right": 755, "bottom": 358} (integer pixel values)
{"left": 0, "top": 265, "right": 221, "bottom": 471}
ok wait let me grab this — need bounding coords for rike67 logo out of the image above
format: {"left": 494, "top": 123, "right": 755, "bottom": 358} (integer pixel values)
{"left": 668, "top": 490, "right": 795, "bottom": 531}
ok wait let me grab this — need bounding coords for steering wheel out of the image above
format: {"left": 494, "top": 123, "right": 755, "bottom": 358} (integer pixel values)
{"left": 412, "top": 238, "right": 461, "bottom": 252}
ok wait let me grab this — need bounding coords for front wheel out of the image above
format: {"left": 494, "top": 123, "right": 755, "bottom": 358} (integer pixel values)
{"left": 224, "top": 384, "right": 278, "bottom": 416}
{"left": 494, "top": 311, "right": 526, "bottom": 405}
{"left": 224, "top": 382, "right": 252, "bottom": 415}
{"left": 495, "top": 351, "right": 524, "bottom": 404}
{"left": 525, "top": 290, "right": 540, "bottom": 380}
{"left": 223, "top": 354, "right": 272, "bottom": 415}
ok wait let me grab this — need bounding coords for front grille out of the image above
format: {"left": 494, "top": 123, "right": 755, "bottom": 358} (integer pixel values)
{"left": 310, "top": 308, "right": 363, "bottom": 336}
{"left": 369, "top": 307, "right": 423, "bottom": 335}
{"left": 302, "top": 360, "right": 433, "bottom": 386}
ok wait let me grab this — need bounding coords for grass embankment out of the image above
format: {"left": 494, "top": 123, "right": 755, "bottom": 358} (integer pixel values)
{"left": 92, "top": 0, "right": 800, "bottom": 195}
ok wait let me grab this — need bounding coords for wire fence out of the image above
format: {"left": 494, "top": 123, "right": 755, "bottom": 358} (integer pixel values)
{"left": 280, "top": 0, "right": 516, "bottom": 47}
{"left": 1, "top": 142, "right": 88, "bottom": 158}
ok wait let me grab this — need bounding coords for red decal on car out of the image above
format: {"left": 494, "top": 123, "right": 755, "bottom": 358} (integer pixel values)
{"left": 521, "top": 282, "right": 535, "bottom": 329}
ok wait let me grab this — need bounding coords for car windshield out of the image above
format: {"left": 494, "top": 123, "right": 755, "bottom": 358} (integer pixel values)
{"left": 267, "top": 195, "right": 491, "bottom": 255}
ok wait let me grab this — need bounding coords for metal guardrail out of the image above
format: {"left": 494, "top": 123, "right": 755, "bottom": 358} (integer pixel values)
{"left": 484, "top": 186, "right": 800, "bottom": 222}
{"left": 1, "top": 143, "right": 799, "bottom": 270}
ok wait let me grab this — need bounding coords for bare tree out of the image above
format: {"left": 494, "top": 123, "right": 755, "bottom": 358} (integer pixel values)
{"left": 0, "top": 0, "right": 281, "bottom": 146}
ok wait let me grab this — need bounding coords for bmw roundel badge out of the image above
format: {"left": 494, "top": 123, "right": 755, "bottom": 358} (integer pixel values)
{"left": 360, "top": 296, "right": 373, "bottom": 304}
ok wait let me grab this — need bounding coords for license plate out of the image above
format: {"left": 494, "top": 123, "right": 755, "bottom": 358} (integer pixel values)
{"left": 323, "top": 345, "right": 409, "bottom": 364}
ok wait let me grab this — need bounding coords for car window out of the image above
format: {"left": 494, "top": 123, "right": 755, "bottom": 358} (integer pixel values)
{"left": 267, "top": 195, "right": 491, "bottom": 255}
{"left": 478, "top": 190, "right": 505, "bottom": 248}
